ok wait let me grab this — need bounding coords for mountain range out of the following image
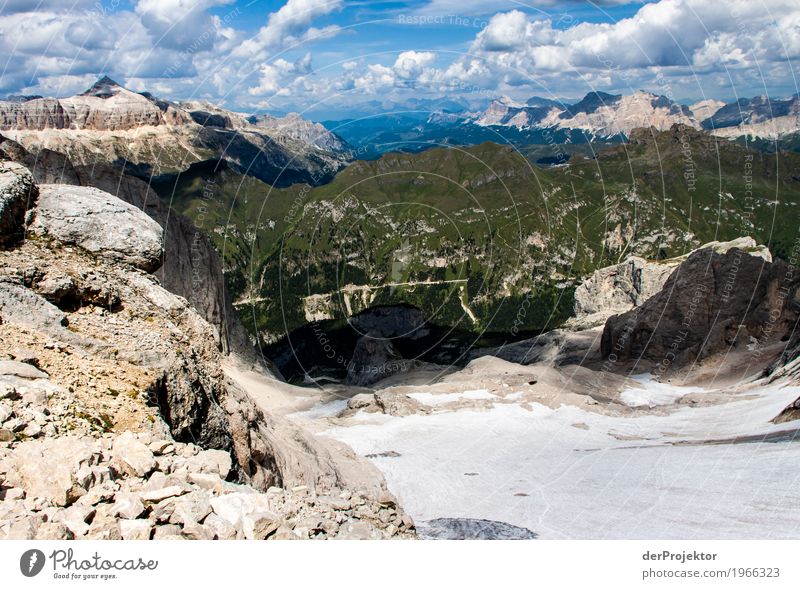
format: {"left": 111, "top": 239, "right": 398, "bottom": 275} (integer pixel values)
{"left": 0, "top": 77, "right": 349, "bottom": 187}
{"left": 321, "top": 91, "right": 800, "bottom": 160}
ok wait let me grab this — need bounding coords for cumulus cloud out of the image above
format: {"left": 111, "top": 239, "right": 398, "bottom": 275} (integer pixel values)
{"left": 232, "top": 0, "right": 343, "bottom": 60}
{"left": 134, "top": 0, "right": 237, "bottom": 51}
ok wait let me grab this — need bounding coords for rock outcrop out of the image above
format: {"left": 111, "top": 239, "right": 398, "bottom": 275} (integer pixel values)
{"left": 345, "top": 306, "right": 429, "bottom": 386}
{"left": 571, "top": 237, "right": 773, "bottom": 329}
{"left": 29, "top": 185, "right": 164, "bottom": 272}
{"left": 571, "top": 256, "right": 677, "bottom": 328}
{"left": 0, "top": 161, "right": 36, "bottom": 247}
{"left": 601, "top": 244, "right": 800, "bottom": 369}
{"left": 0, "top": 134, "right": 259, "bottom": 365}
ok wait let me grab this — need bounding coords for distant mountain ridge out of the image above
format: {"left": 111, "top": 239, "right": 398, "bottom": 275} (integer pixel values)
{"left": 468, "top": 90, "right": 800, "bottom": 140}
{"left": 0, "top": 77, "right": 351, "bottom": 187}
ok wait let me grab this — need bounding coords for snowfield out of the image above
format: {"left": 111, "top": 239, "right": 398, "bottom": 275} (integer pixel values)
{"left": 321, "top": 380, "right": 800, "bottom": 539}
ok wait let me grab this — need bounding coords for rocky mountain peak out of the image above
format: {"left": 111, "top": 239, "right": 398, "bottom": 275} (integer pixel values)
{"left": 80, "top": 76, "right": 124, "bottom": 99}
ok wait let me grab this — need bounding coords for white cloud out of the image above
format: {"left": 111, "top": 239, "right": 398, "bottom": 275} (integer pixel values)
{"left": 449, "top": 1, "right": 800, "bottom": 93}
{"left": 134, "top": 0, "right": 237, "bottom": 51}
{"left": 232, "top": 0, "right": 343, "bottom": 60}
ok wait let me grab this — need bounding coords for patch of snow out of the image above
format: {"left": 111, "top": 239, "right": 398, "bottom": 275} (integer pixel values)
{"left": 620, "top": 374, "right": 706, "bottom": 407}
{"left": 290, "top": 398, "right": 348, "bottom": 419}
{"left": 408, "top": 388, "right": 496, "bottom": 406}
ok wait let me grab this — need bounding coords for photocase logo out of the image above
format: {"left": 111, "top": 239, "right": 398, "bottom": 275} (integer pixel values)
{"left": 20, "top": 549, "right": 46, "bottom": 577}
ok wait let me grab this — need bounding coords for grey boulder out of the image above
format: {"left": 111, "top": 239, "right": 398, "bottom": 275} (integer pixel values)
{"left": 29, "top": 184, "right": 163, "bottom": 272}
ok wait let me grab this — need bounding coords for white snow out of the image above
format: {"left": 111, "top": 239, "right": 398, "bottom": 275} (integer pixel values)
{"left": 408, "top": 388, "right": 496, "bottom": 406}
{"left": 290, "top": 398, "right": 348, "bottom": 419}
{"left": 322, "top": 381, "right": 800, "bottom": 539}
{"left": 620, "top": 374, "right": 706, "bottom": 408}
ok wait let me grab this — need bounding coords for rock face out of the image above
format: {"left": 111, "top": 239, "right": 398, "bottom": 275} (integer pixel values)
{"left": 572, "top": 256, "right": 677, "bottom": 328}
{"left": 0, "top": 77, "right": 190, "bottom": 132}
{"left": 0, "top": 161, "right": 36, "bottom": 247}
{"left": 346, "top": 335, "right": 412, "bottom": 387}
{"left": 29, "top": 185, "right": 164, "bottom": 272}
{"left": 601, "top": 245, "right": 800, "bottom": 368}
{"left": 471, "top": 91, "right": 697, "bottom": 136}
{"left": 572, "top": 237, "right": 773, "bottom": 329}
{"left": 345, "top": 306, "right": 429, "bottom": 386}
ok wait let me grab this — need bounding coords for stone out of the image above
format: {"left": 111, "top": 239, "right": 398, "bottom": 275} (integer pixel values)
{"left": 150, "top": 498, "right": 177, "bottom": 523}
{"left": 271, "top": 525, "right": 298, "bottom": 540}
{"left": 57, "top": 505, "right": 95, "bottom": 537}
{"left": 0, "top": 383, "right": 20, "bottom": 401}
{"left": 1, "top": 487, "right": 25, "bottom": 501}
{"left": 209, "top": 492, "right": 273, "bottom": 530}
{"left": 74, "top": 483, "right": 115, "bottom": 507}
{"left": 186, "top": 472, "right": 223, "bottom": 493}
{"left": 377, "top": 491, "right": 397, "bottom": 507}
{"left": 119, "top": 519, "right": 152, "bottom": 540}
{"left": 0, "top": 403, "right": 12, "bottom": 423}
{"left": 185, "top": 449, "right": 232, "bottom": 478}
{"left": 140, "top": 485, "right": 186, "bottom": 503}
{"left": 111, "top": 492, "right": 145, "bottom": 519}
{"left": 6, "top": 515, "right": 41, "bottom": 539}
{"left": 21, "top": 388, "right": 48, "bottom": 406}
{"left": 13, "top": 437, "right": 100, "bottom": 506}
{"left": 111, "top": 431, "right": 156, "bottom": 477}
{"left": 202, "top": 513, "right": 237, "bottom": 540}
{"left": 153, "top": 524, "right": 184, "bottom": 540}
{"left": 29, "top": 185, "right": 164, "bottom": 272}
{"left": 347, "top": 393, "right": 376, "bottom": 411}
{"left": 335, "top": 520, "right": 379, "bottom": 540}
{"left": 21, "top": 422, "right": 41, "bottom": 438}
{"left": 0, "top": 360, "right": 48, "bottom": 379}
{"left": 35, "top": 522, "right": 74, "bottom": 540}
{"left": 243, "top": 511, "right": 281, "bottom": 540}
{"left": 0, "top": 429, "right": 14, "bottom": 442}
{"left": 86, "top": 513, "right": 122, "bottom": 540}
{"left": 148, "top": 440, "right": 174, "bottom": 455}
{"left": 374, "top": 391, "right": 429, "bottom": 417}
{"left": 169, "top": 491, "right": 212, "bottom": 527}
{"left": 319, "top": 495, "right": 351, "bottom": 511}
{"left": 180, "top": 522, "right": 215, "bottom": 540}
{"left": 0, "top": 281, "right": 67, "bottom": 333}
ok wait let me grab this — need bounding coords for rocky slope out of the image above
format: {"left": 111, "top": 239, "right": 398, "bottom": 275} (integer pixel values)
{"left": 0, "top": 162, "right": 413, "bottom": 540}
{"left": 0, "top": 77, "right": 349, "bottom": 187}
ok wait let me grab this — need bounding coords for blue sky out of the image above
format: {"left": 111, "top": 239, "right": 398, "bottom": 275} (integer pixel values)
{"left": 0, "top": 0, "right": 798, "bottom": 119}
